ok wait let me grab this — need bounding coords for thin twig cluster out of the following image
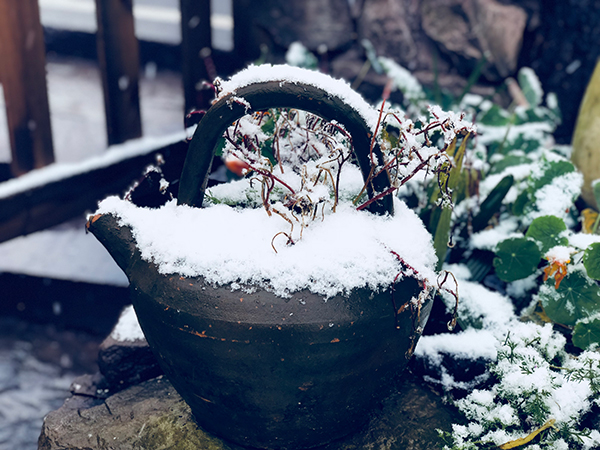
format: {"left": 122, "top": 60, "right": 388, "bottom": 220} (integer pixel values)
{"left": 219, "top": 102, "right": 472, "bottom": 307}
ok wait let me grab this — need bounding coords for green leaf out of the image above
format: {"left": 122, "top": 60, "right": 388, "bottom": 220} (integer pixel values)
{"left": 381, "top": 127, "right": 399, "bottom": 149}
{"left": 260, "top": 138, "right": 277, "bottom": 165}
{"left": 513, "top": 107, "right": 558, "bottom": 126}
{"left": 261, "top": 117, "right": 276, "bottom": 136}
{"left": 593, "top": 179, "right": 600, "bottom": 209}
{"left": 512, "top": 190, "right": 529, "bottom": 216}
{"left": 465, "top": 249, "right": 495, "bottom": 283}
{"left": 513, "top": 157, "right": 577, "bottom": 217}
{"left": 489, "top": 154, "right": 532, "bottom": 175}
{"left": 546, "top": 93, "right": 561, "bottom": 123}
{"left": 478, "top": 104, "right": 511, "bottom": 126}
{"left": 493, "top": 237, "right": 542, "bottom": 282}
{"left": 539, "top": 271, "right": 600, "bottom": 326}
{"left": 518, "top": 67, "right": 543, "bottom": 107}
{"left": 583, "top": 242, "right": 600, "bottom": 280}
{"left": 431, "top": 134, "right": 472, "bottom": 271}
{"left": 362, "top": 39, "right": 384, "bottom": 74}
{"left": 433, "top": 207, "right": 452, "bottom": 272}
{"left": 215, "top": 137, "right": 226, "bottom": 157}
{"left": 472, "top": 175, "right": 513, "bottom": 233}
{"left": 572, "top": 317, "right": 600, "bottom": 350}
{"left": 448, "top": 134, "right": 469, "bottom": 190}
{"left": 525, "top": 215, "right": 568, "bottom": 254}
{"left": 531, "top": 159, "right": 575, "bottom": 191}
{"left": 509, "top": 137, "right": 541, "bottom": 155}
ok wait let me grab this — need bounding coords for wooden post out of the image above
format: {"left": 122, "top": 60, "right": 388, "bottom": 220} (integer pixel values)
{"left": 232, "top": 0, "right": 261, "bottom": 65}
{"left": 0, "top": 0, "right": 54, "bottom": 176}
{"left": 95, "top": 0, "right": 142, "bottom": 146}
{"left": 180, "top": 0, "right": 212, "bottom": 115}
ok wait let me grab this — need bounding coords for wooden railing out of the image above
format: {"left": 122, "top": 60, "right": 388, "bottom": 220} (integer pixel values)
{"left": 0, "top": 0, "right": 55, "bottom": 176}
{"left": 0, "top": 0, "right": 258, "bottom": 243}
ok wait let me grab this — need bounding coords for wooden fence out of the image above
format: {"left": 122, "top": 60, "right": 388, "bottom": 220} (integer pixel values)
{"left": 0, "top": 0, "right": 258, "bottom": 243}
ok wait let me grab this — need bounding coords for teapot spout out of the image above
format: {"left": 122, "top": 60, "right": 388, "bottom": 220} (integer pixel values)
{"left": 86, "top": 213, "right": 137, "bottom": 277}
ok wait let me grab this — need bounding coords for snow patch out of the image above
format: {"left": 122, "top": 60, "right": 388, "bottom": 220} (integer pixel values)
{"left": 95, "top": 196, "right": 437, "bottom": 299}
{"left": 0, "top": 222, "right": 128, "bottom": 286}
{"left": 110, "top": 305, "right": 145, "bottom": 342}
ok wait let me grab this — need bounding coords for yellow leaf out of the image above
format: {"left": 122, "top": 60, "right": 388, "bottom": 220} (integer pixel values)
{"left": 582, "top": 208, "right": 599, "bottom": 234}
{"left": 498, "top": 419, "right": 556, "bottom": 449}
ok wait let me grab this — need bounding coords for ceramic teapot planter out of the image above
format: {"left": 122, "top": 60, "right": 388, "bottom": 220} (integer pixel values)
{"left": 88, "top": 65, "right": 437, "bottom": 450}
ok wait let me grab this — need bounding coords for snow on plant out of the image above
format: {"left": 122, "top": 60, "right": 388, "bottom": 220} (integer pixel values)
{"left": 419, "top": 276, "right": 600, "bottom": 449}
{"left": 378, "top": 56, "right": 426, "bottom": 105}
{"left": 284, "top": 45, "right": 600, "bottom": 448}
{"left": 375, "top": 58, "right": 600, "bottom": 448}
{"left": 285, "top": 42, "right": 318, "bottom": 70}
{"left": 439, "top": 326, "right": 600, "bottom": 449}
{"left": 492, "top": 213, "right": 600, "bottom": 351}
{"left": 212, "top": 108, "right": 356, "bottom": 245}
{"left": 206, "top": 86, "right": 475, "bottom": 250}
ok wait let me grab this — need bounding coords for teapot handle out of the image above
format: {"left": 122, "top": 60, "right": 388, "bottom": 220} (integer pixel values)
{"left": 177, "top": 79, "right": 393, "bottom": 216}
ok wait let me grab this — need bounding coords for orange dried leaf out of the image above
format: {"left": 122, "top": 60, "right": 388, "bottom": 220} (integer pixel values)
{"left": 543, "top": 259, "right": 570, "bottom": 290}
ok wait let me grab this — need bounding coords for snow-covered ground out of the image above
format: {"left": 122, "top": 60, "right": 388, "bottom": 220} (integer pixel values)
{"left": 0, "top": 316, "right": 105, "bottom": 450}
{"left": 0, "top": 337, "right": 76, "bottom": 449}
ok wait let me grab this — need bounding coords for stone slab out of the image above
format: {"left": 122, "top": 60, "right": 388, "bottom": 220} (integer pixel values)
{"left": 39, "top": 375, "right": 234, "bottom": 450}
{"left": 98, "top": 334, "right": 163, "bottom": 391}
{"left": 38, "top": 372, "right": 461, "bottom": 450}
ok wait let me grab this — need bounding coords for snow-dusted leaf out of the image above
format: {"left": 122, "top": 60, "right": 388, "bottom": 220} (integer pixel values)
{"left": 545, "top": 92, "right": 561, "bottom": 124}
{"left": 261, "top": 138, "right": 277, "bottom": 165}
{"left": 362, "top": 39, "right": 383, "bottom": 74}
{"left": 285, "top": 42, "right": 318, "bottom": 69}
{"left": 261, "top": 116, "right": 276, "bottom": 135}
{"left": 531, "top": 159, "right": 575, "bottom": 191}
{"left": 513, "top": 156, "right": 580, "bottom": 220}
{"left": 518, "top": 67, "right": 543, "bottom": 107}
{"left": 479, "top": 103, "right": 511, "bottom": 126}
{"left": 489, "top": 154, "right": 532, "bottom": 175}
{"left": 493, "top": 237, "right": 542, "bottom": 282}
{"left": 513, "top": 107, "right": 559, "bottom": 127}
{"left": 525, "top": 215, "right": 568, "bottom": 254}
{"left": 512, "top": 190, "right": 529, "bottom": 216}
{"left": 583, "top": 242, "right": 600, "bottom": 280}
{"left": 572, "top": 317, "right": 600, "bottom": 350}
{"left": 539, "top": 271, "right": 600, "bottom": 326}
{"left": 379, "top": 56, "right": 424, "bottom": 103}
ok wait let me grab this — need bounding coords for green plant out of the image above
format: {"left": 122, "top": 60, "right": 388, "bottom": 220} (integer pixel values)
{"left": 490, "top": 210, "right": 600, "bottom": 350}
{"left": 438, "top": 328, "right": 600, "bottom": 449}
{"left": 370, "top": 58, "right": 600, "bottom": 448}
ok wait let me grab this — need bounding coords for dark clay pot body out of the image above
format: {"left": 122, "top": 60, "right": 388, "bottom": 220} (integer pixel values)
{"left": 133, "top": 261, "right": 429, "bottom": 449}
{"left": 89, "top": 215, "right": 432, "bottom": 449}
